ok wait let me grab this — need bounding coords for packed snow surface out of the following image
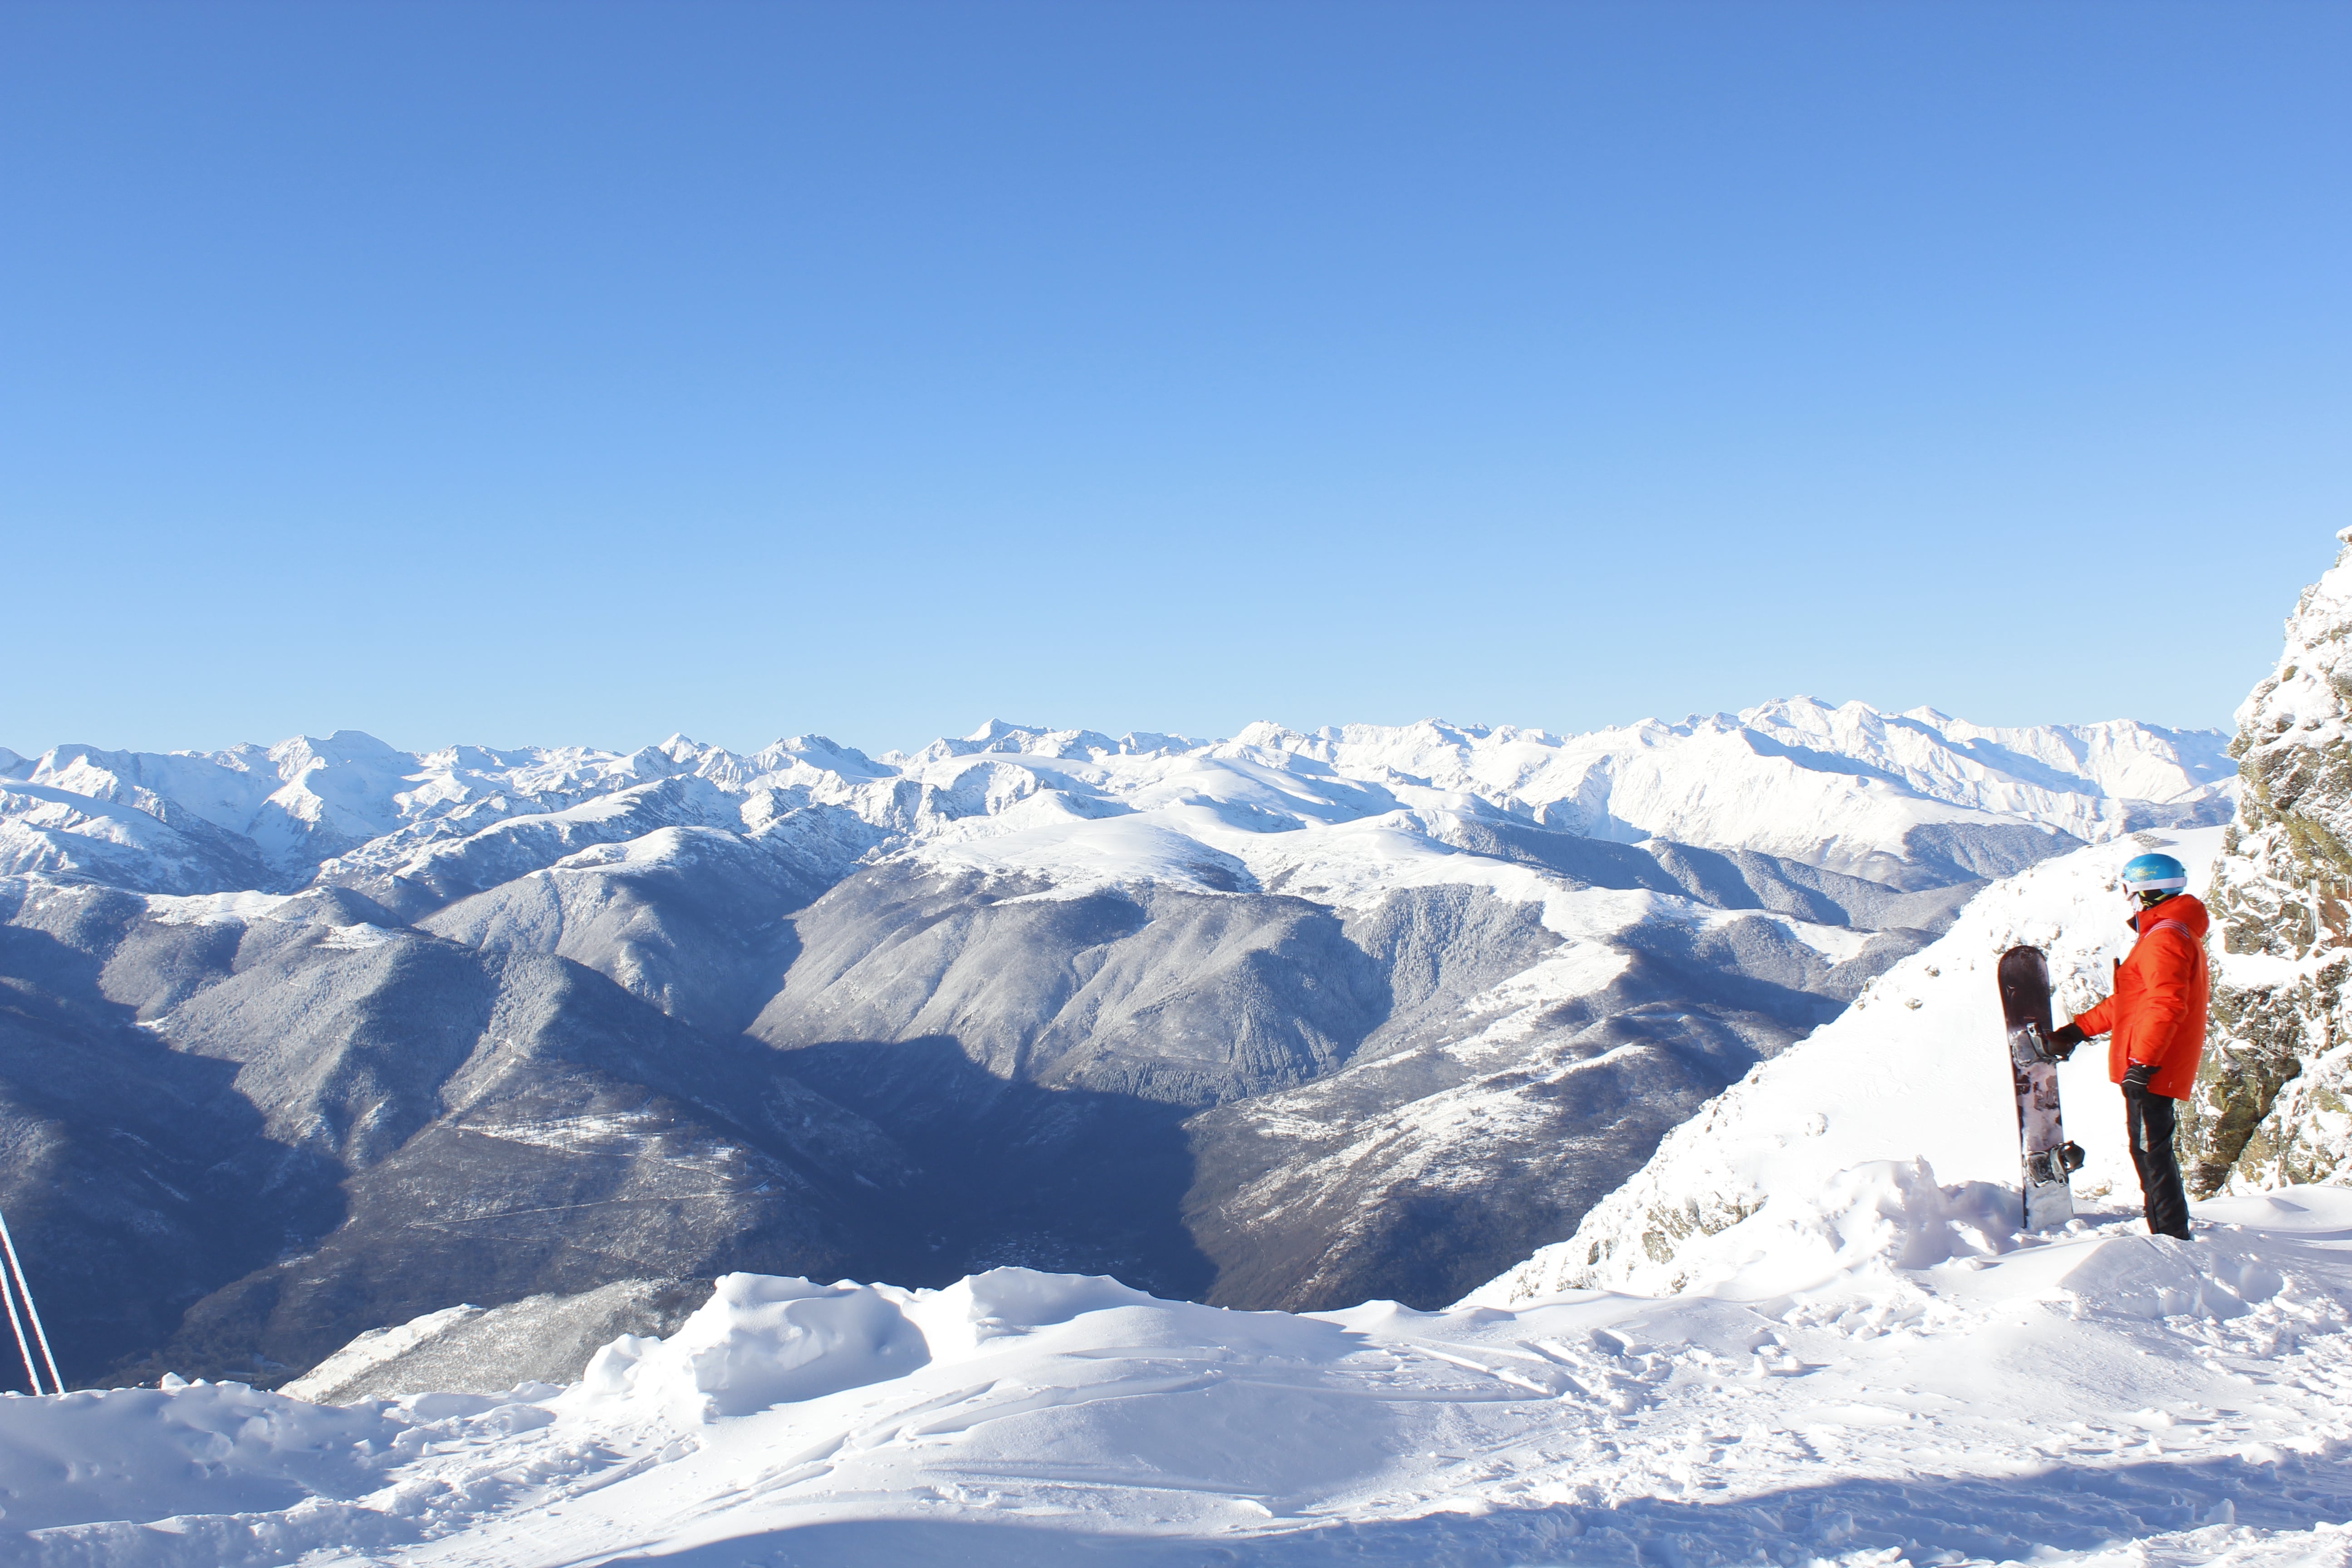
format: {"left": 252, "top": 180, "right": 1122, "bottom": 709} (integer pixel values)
{"left": 10, "top": 1183, "right": 2352, "bottom": 1566}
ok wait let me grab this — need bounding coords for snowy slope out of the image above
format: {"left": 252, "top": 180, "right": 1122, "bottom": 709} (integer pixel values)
{"left": 279, "top": 1279, "right": 709, "bottom": 1405}
{"left": 9, "top": 1186, "right": 2352, "bottom": 1566}
{"left": 1468, "top": 828, "right": 2230, "bottom": 1304}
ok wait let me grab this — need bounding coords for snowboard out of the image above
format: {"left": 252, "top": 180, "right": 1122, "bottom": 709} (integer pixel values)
{"left": 1998, "top": 945, "right": 2082, "bottom": 1231}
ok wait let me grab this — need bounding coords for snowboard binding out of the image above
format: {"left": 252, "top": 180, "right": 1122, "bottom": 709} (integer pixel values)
{"left": 2026, "top": 1140, "right": 2086, "bottom": 1186}
{"left": 2022, "top": 1022, "right": 2076, "bottom": 1064}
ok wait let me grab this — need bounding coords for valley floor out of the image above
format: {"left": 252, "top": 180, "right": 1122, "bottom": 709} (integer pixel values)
{"left": 9, "top": 1181, "right": 2352, "bottom": 1567}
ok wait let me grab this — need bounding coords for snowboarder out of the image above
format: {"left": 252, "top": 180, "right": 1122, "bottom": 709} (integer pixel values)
{"left": 2041, "top": 852, "right": 2208, "bottom": 1240}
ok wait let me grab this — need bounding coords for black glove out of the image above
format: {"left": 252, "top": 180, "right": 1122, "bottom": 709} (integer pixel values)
{"left": 2123, "top": 1062, "right": 2155, "bottom": 1101}
{"left": 2045, "top": 1022, "right": 2086, "bottom": 1061}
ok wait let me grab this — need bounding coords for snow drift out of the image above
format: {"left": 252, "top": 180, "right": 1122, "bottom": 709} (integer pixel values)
{"left": 9, "top": 1181, "right": 2352, "bottom": 1566}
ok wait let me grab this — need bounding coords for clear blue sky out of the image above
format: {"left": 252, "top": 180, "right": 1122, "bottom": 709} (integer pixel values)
{"left": 3, "top": 3, "right": 2345, "bottom": 758}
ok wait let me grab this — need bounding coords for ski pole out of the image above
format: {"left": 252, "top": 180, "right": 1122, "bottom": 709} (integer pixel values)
{"left": 0, "top": 1208, "right": 58, "bottom": 1395}
{"left": 0, "top": 1236, "right": 38, "bottom": 1396}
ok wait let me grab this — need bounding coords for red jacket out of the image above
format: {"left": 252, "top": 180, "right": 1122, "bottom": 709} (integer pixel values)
{"left": 2069, "top": 893, "right": 2210, "bottom": 1101}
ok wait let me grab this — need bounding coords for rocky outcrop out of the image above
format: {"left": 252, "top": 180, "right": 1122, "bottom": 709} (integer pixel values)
{"left": 2185, "top": 530, "right": 2352, "bottom": 1195}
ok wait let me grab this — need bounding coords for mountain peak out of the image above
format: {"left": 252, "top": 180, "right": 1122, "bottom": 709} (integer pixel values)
{"left": 963, "top": 719, "right": 1043, "bottom": 743}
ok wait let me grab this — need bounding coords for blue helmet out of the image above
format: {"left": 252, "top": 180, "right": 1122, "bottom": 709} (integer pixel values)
{"left": 2121, "top": 852, "right": 2188, "bottom": 897}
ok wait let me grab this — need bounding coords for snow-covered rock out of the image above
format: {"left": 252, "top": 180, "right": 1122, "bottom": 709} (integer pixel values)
{"left": 2187, "top": 529, "right": 2352, "bottom": 1195}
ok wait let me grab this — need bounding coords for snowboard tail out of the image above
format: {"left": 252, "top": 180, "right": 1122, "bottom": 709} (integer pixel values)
{"left": 1998, "top": 945, "right": 2077, "bottom": 1231}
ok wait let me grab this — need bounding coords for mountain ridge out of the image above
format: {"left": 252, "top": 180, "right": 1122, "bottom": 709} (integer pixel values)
{"left": 3, "top": 696, "right": 2230, "bottom": 905}
{"left": 0, "top": 697, "right": 2232, "bottom": 1384}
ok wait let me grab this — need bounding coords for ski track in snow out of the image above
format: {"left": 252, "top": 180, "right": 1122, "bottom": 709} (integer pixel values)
{"left": 8, "top": 1190, "right": 2352, "bottom": 1567}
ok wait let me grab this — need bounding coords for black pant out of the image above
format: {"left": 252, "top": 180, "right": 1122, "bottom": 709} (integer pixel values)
{"left": 2127, "top": 1093, "right": 2192, "bottom": 1240}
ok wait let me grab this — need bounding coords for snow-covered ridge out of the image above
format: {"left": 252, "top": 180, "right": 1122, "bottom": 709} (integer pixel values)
{"left": 0, "top": 699, "right": 2230, "bottom": 902}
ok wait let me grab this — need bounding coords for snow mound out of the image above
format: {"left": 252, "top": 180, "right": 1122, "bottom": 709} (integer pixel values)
{"left": 0, "top": 1377, "right": 550, "bottom": 1563}
{"left": 908, "top": 1266, "right": 1158, "bottom": 1360}
{"left": 0, "top": 1379, "right": 397, "bottom": 1534}
{"left": 576, "top": 1274, "right": 931, "bottom": 1421}
{"left": 2033, "top": 1233, "right": 2287, "bottom": 1322}
{"left": 1557, "top": 1150, "right": 2295, "bottom": 1330}
{"left": 569, "top": 1269, "right": 1157, "bottom": 1424}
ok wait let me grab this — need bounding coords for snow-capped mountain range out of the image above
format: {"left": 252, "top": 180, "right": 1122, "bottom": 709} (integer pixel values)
{"left": 1, "top": 699, "right": 2231, "bottom": 904}
{"left": 0, "top": 699, "right": 2229, "bottom": 1389}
